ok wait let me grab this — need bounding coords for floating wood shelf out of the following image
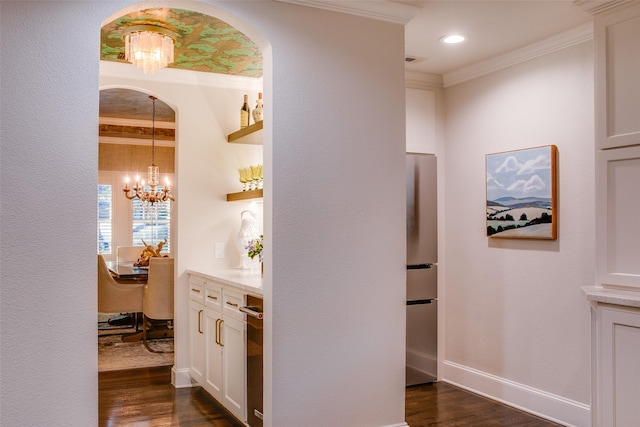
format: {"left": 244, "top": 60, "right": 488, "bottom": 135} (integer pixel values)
{"left": 227, "top": 121, "right": 263, "bottom": 145}
{"left": 226, "top": 189, "right": 263, "bottom": 201}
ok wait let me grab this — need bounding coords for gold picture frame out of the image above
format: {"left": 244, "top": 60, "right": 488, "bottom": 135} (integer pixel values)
{"left": 486, "top": 145, "right": 557, "bottom": 240}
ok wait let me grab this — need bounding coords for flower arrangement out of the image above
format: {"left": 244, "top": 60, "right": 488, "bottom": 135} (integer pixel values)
{"left": 246, "top": 235, "right": 263, "bottom": 262}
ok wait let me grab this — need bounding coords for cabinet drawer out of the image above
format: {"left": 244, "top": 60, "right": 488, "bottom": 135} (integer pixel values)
{"left": 189, "top": 278, "right": 205, "bottom": 303}
{"left": 205, "top": 283, "right": 222, "bottom": 310}
{"left": 223, "top": 289, "right": 245, "bottom": 320}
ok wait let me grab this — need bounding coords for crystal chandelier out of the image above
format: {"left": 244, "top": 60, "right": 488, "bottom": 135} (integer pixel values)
{"left": 123, "top": 25, "right": 176, "bottom": 74}
{"left": 123, "top": 96, "right": 175, "bottom": 205}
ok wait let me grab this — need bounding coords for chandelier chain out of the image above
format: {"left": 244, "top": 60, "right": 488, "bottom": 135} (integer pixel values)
{"left": 122, "top": 95, "right": 175, "bottom": 205}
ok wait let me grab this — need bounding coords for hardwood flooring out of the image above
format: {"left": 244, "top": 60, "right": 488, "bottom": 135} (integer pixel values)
{"left": 99, "top": 366, "right": 561, "bottom": 426}
{"left": 99, "top": 366, "right": 244, "bottom": 427}
{"left": 406, "top": 382, "right": 561, "bottom": 426}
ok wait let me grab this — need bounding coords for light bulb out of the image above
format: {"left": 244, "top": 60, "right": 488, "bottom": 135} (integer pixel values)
{"left": 440, "top": 34, "right": 467, "bottom": 44}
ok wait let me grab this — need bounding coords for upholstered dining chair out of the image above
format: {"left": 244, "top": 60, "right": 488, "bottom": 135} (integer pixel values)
{"left": 97, "top": 254, "right": 144, "bottom": 329}
{"left": 142, "top": 257, "right": 174, "bottom": 353}
{"left": 117, "top": 246, "right": 143, "bottom": 263}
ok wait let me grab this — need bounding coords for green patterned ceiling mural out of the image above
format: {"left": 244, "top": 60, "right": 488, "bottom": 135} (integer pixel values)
{"left": 101, "top": 8, "right": 263, "bottom": 77}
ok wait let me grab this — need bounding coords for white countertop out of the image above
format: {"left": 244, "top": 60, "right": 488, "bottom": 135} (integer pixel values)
{"left": 582, "top": 285, "right": 640, "bottom": 308}
{"left": 187, "top": 268, "right": 263, "bottom": 296}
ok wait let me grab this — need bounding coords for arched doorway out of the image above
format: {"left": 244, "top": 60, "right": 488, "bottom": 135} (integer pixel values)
{"left": 98, "top": 0, "right": 268, "bottom": 398}
{"left": 98, "top": 87, "right": 177, "bottom": 370}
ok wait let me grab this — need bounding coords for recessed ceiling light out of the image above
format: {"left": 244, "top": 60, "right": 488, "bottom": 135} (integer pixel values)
{"left": 440, "top": 34, "right": 467, "bottom": 45}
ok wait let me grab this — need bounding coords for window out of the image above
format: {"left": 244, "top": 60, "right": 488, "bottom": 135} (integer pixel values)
{"left": 97, "top": 184, "right": 112, "bottom": 254}
{"left": 132, "top": 190, "right": 171, "bottom": 253}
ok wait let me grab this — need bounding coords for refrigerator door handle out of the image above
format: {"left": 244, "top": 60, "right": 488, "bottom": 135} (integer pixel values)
{"left": 407, "top": 263, "right": 432, "bottom": 270}
{"left": 407, "top": 299, "right": 434, "bottom": 305}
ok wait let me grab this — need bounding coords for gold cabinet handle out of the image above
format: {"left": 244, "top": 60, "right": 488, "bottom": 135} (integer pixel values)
{"left": 215, "top": 318, "right": 220, "bottom": 346}
{"left": 218, "top": 319, "right": 224, "bottom": 347}
{"left": 197, "top": 309, "right": 203, "bottom": 334}
{"left": 207, "top": 295, "right": 218, "bottom": 301}
{"left": 191, "top": 288, "right": 201, "bottom": 293}
{"left": 226, "top": 301, "right": 238, "bottom": 308}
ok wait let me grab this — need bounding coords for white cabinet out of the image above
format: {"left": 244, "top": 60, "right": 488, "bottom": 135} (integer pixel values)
{"left": 188, "top": 279, "right": 205, "bottom": 384}
{"left": 596, "top": 146, "right": 640, "bottom": 288}
{"left": 204, "top": 306, "right": 223, "bottom": 398}
{"left": 221, "top": 314, "right": 247, "bottom": 418}
{"left": 188, "top": 275, "right": 247, "bottom": 423}
{"left": 595, "top": 3, "right": 640, "bottom": 289}
{"left": 592, "top": 303, "right": 640, "bottom": 426}
{"left": 595, "top": 3, "right": 640, "bottom": 149}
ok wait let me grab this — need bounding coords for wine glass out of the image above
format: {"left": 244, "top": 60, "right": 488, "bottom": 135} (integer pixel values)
{"left": 239, "top": 168, "right": 248, "bottom": 191}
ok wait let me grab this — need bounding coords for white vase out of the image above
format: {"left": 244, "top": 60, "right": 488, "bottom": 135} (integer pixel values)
{"left": 236, "top": 210, "right": 260, "bottom": 269}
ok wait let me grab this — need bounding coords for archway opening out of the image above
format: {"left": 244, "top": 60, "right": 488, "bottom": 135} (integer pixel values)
{"left": 97, "top": 4, "right": 270, "bottom": 418}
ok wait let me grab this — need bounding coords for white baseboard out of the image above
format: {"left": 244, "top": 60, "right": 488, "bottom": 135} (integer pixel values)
{"left": 382, "top": 423, "right": 409, "bottom": 427}
{"left": 443, "top": 361, "right": 590, "bottom": 427}
{"left": 172, "top": 367, "right": 194, "bottom": 389}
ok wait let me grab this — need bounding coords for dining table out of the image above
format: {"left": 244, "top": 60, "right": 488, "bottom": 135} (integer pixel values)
{"left": 106, "top": 261, "right": 149, "bottom": 282}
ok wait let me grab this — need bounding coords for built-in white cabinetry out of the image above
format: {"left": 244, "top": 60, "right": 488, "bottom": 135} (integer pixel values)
{"left": 589, "top": 4, "right": 640, "bottom": 426}
{"left": 595, "top": 3, "right": 640, "bottom": 290}
{"left": 598, "top": 305, "right": 640, "bottom": 427}
{"left": 188, "top": 275, "right": 247, "bottom": 423}
{"left": 596, "top": 146, "right": 640, "bottom": 288}
{"left": 189, "top": 281, "right": 206, "bottom": 384}
{"left": 584, "top": 295, "right": 640, "bottom": 427}
{"left": 595, "top": 3, "right": 640, "bottom": 150}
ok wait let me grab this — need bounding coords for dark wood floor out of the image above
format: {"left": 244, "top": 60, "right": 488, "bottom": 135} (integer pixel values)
{"left": 406, "top": 382, "right": 561, "bottom": 426}
{"left": 99, "top": 366, "right": 561, "bottom": 426}
{"left": 99, "top": 366, "right": 244, "bottom": 426}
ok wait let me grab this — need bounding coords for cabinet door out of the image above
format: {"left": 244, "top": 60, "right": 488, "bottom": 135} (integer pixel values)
{"left": 599, "top": 306, "right": 640, "bottom": 426}
{"left": 222, "top": 315, "right": 247, "bottom": 422}
{"left": 189, "top": 299, "right": 205, "bottom": 384}
{"left": 596, "top": 146, "right": 640, "bottom": 288}
{"left": 595, "top": 3, "right": 640, "bottom": 149}
{"left": 204, "top": 307, "right": 223, "bottom": 400}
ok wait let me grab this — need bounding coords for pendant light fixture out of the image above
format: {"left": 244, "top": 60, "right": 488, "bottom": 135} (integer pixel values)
{"left": 123, "top": 25, "right": 176, "bottom": 74}
{"left": 123, "top": 95, "right": 175, "bottom": 204}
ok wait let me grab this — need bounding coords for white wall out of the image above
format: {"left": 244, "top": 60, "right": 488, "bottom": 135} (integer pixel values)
{"left": 220, "top": 3, "right": 407, "bottom": 426}
{"left": 0, "top": 2, "right": 407, "bottom": 426}
{"left": 442, "top": 41, "right": 595, "bottom": 425}
{"left": 406, "top": 88, "right": 436, "bottom": 154}
{"left": 0, "top": 2, "right": 124, "bottom": 425}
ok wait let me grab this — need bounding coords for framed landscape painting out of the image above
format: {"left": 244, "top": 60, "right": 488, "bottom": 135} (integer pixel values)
{"left": 486, "top": 145, "right": 557, "bottom": 239}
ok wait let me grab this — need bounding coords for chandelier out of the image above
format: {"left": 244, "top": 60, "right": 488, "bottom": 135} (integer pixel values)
{"left": 123, "top": 96, "right": 175, "bottom": 205}
{"left": 123, "top": 25, "right": 176, "bottom": 74}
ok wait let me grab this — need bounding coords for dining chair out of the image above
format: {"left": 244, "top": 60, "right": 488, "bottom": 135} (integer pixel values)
{"left": 142, "top": 257, "right": 174, "bottom": 353}
{"left": 97, "top": 254, "right": 144, "bottom": 328}
{"left": 117, "top": 246, "right": 143, "bottom": 263}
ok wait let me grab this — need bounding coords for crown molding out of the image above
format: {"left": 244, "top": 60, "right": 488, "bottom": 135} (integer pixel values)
{"left": 574, "top": 0, "right": 634, "bottom": 15}
{"left": 274, "top": 0, "right": 420, "bottom": 24}
{"left": 443, "top": 22, "right": 594, "bottom": 88}
{"left": 405, "top": 70, "right": 443, "bottom": 89}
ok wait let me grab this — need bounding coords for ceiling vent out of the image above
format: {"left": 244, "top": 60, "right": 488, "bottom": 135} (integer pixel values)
{"left": 405, "top": 55, "right": 427, "bottom": 64}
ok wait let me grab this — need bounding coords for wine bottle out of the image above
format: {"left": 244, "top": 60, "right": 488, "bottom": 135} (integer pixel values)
{"left": 252, "top": 92, "right": 263, "bottom": 123}
{"left": 240, "top": 94, "right": 250, "bottom": 129}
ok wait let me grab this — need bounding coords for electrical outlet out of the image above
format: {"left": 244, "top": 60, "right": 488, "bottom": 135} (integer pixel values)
{"left": 215, "top": 243, "right": 225, "bottom": 259}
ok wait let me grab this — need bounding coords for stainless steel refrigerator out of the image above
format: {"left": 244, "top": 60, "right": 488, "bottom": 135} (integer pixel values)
{"left": 406, "top": 153, "right": 438, "bottom": 386}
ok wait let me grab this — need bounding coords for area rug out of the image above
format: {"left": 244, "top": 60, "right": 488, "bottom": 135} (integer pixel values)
{"left": 98, "top": 314, "right": 174, "bottom": 372}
